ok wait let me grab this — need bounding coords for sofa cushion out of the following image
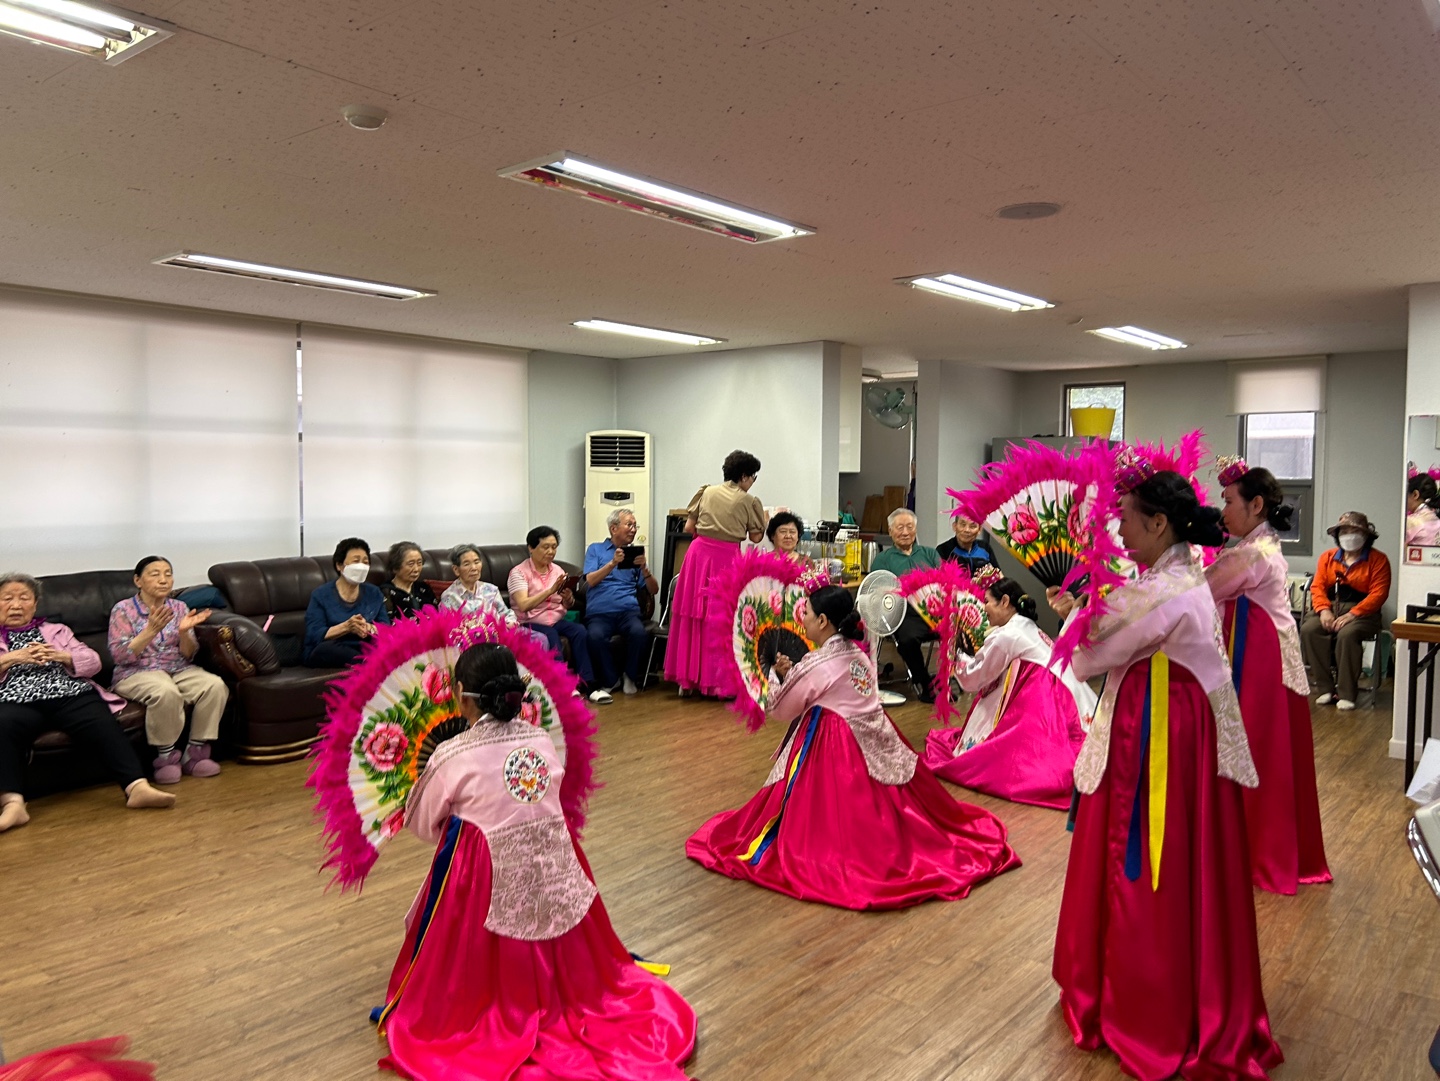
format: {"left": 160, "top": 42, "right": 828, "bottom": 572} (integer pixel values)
{"left": 236, "top": 666, "right": 344, "bottom": 726}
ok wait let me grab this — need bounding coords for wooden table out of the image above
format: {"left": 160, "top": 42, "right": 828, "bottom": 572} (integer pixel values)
{"left": 1393, "top": 608, "right": 1440, "bottom": 787}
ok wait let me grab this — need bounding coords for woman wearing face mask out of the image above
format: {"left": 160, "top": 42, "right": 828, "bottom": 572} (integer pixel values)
{"left": 1207, "top": 459, "right": 1330, "bottom": 895}
{"left": 922, "top": 576, "right": 1095, "bottom": 809}
{"left": 374, "top": 642, "right": 696, "bottom": 1080}
{"left": 303, "top": 538, "right": 392, "bottom": 668}
{"left": 687, "top": 585, "right": 1019, "bottom": 910}
{"left": 1047, "top": 465, "right": 1279, "bottom": 1080}
{"left": 109, "top": 555, "right": 228, "bottom": 783}
{"left": 1299, "top": 511, "right": 1391, "bottom": 711}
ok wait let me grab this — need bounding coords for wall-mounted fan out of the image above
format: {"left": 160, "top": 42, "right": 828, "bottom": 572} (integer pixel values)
{"left": 864, "top": 386, "right": 915, "bottom": 430}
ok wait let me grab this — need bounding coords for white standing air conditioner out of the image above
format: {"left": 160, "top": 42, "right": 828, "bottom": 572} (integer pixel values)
{"left": 585, "top": 430, "right": 653, "bottom": 547}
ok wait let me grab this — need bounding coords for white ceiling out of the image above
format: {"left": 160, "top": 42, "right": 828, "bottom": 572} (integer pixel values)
{"left": 1, "top": 0, "right": 1436, "bottom": 367}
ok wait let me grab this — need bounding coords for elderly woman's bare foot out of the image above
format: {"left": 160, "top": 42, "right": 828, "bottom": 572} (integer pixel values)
{"left": 124, "top": 779, "right": 176, "bottom": 810}
{"left": 0, "top": 793, "right": 29, "bottom": 831}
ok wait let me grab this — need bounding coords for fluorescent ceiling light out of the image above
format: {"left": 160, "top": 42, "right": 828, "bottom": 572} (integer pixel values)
{"left": 902, "top": 273, "right": 1053, "bottom": 312}
{"left": 573, "top": 319, "right": 724, "bottom": 347}
{"left": 0, "top": 0, "right": 174, "bottom": 62}
{"left": 1088, "top": 325, "right": 1187, "bottom": 350}
{"left": 155, "top": 252, "right": 435, "bottom": 300}
{"left": 500, "top": 152, "right": 815, "bottom": 244}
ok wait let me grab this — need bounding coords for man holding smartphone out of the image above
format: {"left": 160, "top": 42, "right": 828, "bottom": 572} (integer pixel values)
{"left": 583, "top": 509, "right": 660, "bottom": 695}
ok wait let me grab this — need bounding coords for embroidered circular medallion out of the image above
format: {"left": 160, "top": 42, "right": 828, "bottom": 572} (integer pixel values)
{"left": 849, "top": 658, "right": 874, "bottom": 697}
{"left": 502, "top": 746, "right": 551, "bottom": 803}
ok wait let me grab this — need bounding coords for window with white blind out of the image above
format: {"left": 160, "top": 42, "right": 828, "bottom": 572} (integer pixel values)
{"left": 1239, "top": 411, "right": 1316, "bottom": 555}
{"left": 0, "top": 292, "right": 301, "bottom": 582}
{"left": 298, "top": 327, "right": 528, "bottom": 556}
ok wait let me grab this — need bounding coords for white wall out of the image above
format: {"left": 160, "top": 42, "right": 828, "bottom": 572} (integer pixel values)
{"left": 1394, "top": 287, "right": 1440, "bottom": 759}
{"left": 838, "top": 379, "right": 915, "bottom": 523}
{"left": 614, "top": 342, "right": 840, "bottom": 529}
{"left": 527, "top": 351, "right": 617, "bottom": 562}
{"left": 916, "top": 361, "right": 1020, "bottom": 548}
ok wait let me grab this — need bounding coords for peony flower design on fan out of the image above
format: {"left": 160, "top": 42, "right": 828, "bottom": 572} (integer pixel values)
{"left": 1006, "top": 505, "right": 1041, "bottom": 546}
{"left": 362, "top": 722, "right": 408, "bottom": 773}
{"left": 420, "top": 663, "right": 452, "bottom": 703}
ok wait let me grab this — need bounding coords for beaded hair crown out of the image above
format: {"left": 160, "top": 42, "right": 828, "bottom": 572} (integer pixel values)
{"left": 1215, "top": 454, "right": 1249, "bottom": 488}
{"left": 1113, "top": 446, "right": 1155, "bottom": 495}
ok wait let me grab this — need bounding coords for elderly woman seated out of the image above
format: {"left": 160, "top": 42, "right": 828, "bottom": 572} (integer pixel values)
{"left": 109, "top": 555, "right": 231, "bottom": 785}
{"left": 382, "top": 541, "right": 438, "bottom": 620}
{"left": 509, "top": 526, "right": 611, "bottom": 704}
{"left": 304, "top": 537, "right": 392, "bottom": 670}
{"left": 1, "top": 572, "right": 173, "bottom": 831}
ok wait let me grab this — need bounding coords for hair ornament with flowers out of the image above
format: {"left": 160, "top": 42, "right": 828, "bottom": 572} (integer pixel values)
{"left": 1215, "top": 454, "right": 1250, "bottom": 489}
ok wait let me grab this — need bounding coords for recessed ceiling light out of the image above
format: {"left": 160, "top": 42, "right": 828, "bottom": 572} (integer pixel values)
{"left": 996, "top": 202, "right": 1062, "bottom": 220}
{"left": 1089, "top": 325, "right": 1187, "bottom": 350}
{"left": 500, "top": 152, "right": 815, "bottom": 244}
{"left": 154, "top": 252, "right": 435, "bottom": 300}
{"left": 901, "top": 273, "right": 1054, "bottom": 312}
{"left": 341, "top": 104, "right": 388, "bottom": 131}
{"left": 0, "top": 0, "right": 174, "bottom": 63}
{"left": 573, "top": 319, "right": 724, "bottom": 347}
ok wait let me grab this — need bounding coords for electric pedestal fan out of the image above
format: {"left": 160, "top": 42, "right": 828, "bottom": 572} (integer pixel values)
{"left": 854, "top": 570, "right": 910, "bottom": 707}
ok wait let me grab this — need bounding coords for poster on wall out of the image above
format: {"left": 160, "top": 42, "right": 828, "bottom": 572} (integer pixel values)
{"left": 1405, "top": 414, "right": 1440, "bottom": 565}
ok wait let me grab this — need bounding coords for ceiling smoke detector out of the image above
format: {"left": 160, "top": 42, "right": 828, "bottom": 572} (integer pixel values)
{"left": 996, "top": 201, "right": 1061, "bottom": 221}
{"left": 341, "top": 104, "right": 388, "bottom": 131}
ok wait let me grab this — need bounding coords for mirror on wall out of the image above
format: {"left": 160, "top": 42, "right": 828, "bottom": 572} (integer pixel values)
{"left": 1405, "top": 414, "right": 1440, "bottom": 566}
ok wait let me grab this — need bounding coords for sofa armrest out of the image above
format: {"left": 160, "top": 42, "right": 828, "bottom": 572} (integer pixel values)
{"left": 203, "top": 612, "right": 282, "bottom": 676}
{"left": 195, "top": 623, "right": 257, "bottom": 681}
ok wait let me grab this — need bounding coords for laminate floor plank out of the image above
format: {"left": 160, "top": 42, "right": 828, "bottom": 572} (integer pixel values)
{"left": 2, "top": 689, "right": 1434, "bottom": 1079}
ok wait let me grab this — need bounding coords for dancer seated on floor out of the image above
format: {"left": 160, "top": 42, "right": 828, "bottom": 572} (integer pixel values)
{"left": 0, "top": 573, "right": 173, "bottom": 831}
{"left": 1050, "top": 468, "right": 1282, "bottom": 1081}
{"left": 374, "top": 641, "right": 696, "bottom": 1081}
{"left": 1209, "top": 458, "right": 1331, "bottom": 895}
{"left": 686, "top": 585, "right": 1019, "bottom": 911}
{"left": 923, "top": 576, "right": 1095, "bottom": 810}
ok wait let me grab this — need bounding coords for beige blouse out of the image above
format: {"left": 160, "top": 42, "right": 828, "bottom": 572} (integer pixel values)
{"left": 687, "top": 481, "right": 766, "bottom": 542}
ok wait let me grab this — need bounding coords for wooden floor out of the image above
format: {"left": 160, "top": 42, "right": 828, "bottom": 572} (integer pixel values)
{"left": 3, "top": 686, "right": 1437, "bottom": 1080}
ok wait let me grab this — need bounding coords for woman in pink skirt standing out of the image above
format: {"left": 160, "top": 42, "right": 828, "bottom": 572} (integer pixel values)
{"left": 666, "top": 450, "right": 766, "bottom": 697}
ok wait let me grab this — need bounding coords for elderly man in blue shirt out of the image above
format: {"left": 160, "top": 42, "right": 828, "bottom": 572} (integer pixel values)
{"left": 583, "top": 509, "right": 660, "bottom": 694}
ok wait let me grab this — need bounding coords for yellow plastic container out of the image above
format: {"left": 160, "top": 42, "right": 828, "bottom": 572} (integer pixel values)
{"left": 1069, "top": 407, "right": 1116, "bottom": 438}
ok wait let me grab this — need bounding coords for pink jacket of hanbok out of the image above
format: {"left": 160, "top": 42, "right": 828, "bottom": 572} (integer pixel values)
{"left": 0, "top": 622, "right": 127, "bottom": 714}
{"left": 765, "top": 634, "right": 917, "bottom": 785}
{"left": 1205, "top": 522, "right": 1308, "bottom": 696}
{"left": 1408, "top": 506, "right": 1440, "bottom": 547}
{"left": 1071, "top": 544, "right": 1258, "bottom": 795}
{"left": 404, "top": 720, "right": 597, "bottom": 941}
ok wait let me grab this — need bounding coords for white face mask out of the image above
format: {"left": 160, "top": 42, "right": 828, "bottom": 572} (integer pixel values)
{"left": 1338, "top": 533, "right": 1365, "bottom": 553}
{"left": 341, "top": 562, "right": 370, "bottom": 584}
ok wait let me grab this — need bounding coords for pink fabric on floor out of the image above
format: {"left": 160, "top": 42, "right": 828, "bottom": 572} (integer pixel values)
{"left": 665, "top": 534, "right": 741, "bottom": 696}
{"left": 1226, "top": 598, "right": 1332, "bottom": 895}
{"left": 923, "top": 661, "right": 1085, "bottom": 810}
{"left": 378, "top": 823, "right": 695, "bottom": 1081}
{"left": 686, "top": 707, "right": 1019, "bottom": 910}
{"left": 1053, "top": 661, "right": 1282, "bottom": 1081}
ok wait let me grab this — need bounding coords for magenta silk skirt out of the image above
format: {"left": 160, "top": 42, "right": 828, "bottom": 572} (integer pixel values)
{"left": 665, "top": 534, "right": 741, "bottom": 696}
{"left": 1053, "top": 661, "right": 1283, "bottom": 1081}
{"left": 1225, "top": 597, "right": 1332, "bottom": 895}
{"left": 923, "top": 661, "right": 1086, "bottom": 810}
{"left": 686, "top": 707, "right": 1020, "bottom": 910}
{"left": 378, "top": 821, "right": 696, "bottom": 1081}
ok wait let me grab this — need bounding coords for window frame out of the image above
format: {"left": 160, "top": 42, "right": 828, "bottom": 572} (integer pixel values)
{"left": 1238, "top": 411, "right": 1317, "bottom": 557}
{"left": 1063, "top": 381, "right": 1126, "bottom": 440}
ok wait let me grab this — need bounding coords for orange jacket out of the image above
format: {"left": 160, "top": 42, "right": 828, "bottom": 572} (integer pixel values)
{"left": 1310, "top": 547, "right": 1391, "bottom": 619}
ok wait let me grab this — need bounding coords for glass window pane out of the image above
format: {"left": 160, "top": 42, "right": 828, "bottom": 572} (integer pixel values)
{"left": 1242, "top": 412, "right": 1315, "bottom": 480}
{"left": 1066, "top": 384, "right": 1125, "bottom": 440}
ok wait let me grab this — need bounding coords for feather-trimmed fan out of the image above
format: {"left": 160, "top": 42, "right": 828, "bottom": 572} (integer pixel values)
{"left": 309, "top": 606, "right": 597, "bottom": 890}
{"left": 899, "top": 562, "right": 989, "bottom": 723}
{"left": 711, "top": 548, "right": 823, "bottom": 731}
{"left": 952, "top": 440, "right": 1107, "bottom": 590}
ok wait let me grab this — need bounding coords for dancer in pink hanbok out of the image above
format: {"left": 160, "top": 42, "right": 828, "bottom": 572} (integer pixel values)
{"left": 1051, "top": 466, "right": 1282, "bottom": 1081}
{"left": 923, "top": 576, "right": 1094, "bottom": 809}
{"left": 686, "top": 586, "right": 1019, "bottom": 910}
{"left": 376, "top": 643, "right": 696, "bottom": 1080}
{"left": 1209, "top": 458, "right": 1331, "bottom": 895}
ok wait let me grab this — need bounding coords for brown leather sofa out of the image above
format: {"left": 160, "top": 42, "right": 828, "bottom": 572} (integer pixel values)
{"left": 205, "top": 545, "right": 573, "bottom": 763}
{"left": 24, "top": 569, "right": 238, "bottom": 795}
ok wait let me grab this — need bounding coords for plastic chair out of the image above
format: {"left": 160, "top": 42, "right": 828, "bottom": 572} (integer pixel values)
{"left": 641, "top": 576, "right": 680, "bottom": 689}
